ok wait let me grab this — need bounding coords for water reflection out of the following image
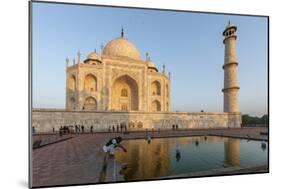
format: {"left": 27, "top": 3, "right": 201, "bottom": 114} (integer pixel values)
{"left": 115, "top": 136, "right": 267, "bottom": 181}
{"left": 175, "top": 144, "right": 181, "bottom": 162}
{"left": 261, "top": 141, "right": 267, "bottom": 151}
{"left": 224, "top": 138, "right": 240, "bottom": 167}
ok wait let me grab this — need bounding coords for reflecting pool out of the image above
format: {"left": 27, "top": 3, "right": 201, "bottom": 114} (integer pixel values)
{"left": 115, "top": 136, "right": 268, "bottom": 181}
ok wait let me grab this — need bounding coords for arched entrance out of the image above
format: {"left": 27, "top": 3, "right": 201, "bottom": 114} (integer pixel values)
{"left": 83, "top": 96, "right": 97, "bottom": 110}
{"left": 84, "top": 74, "right": 97, "bottom": 92}
{"left": 111, "top": 75, "right": 139, "bottom": 111}
{"left": 151, "top": 100, "right": 161, "bottom": 112}
{"left": 151, "top": 80, "right": 161, "bottom": 96}
{"left": 69, "top": 74, "right": 76, "bottom": 92}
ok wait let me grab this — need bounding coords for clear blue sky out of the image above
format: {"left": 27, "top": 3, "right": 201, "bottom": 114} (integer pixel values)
{"left": 32, "top": 2, "right": 268, "bottom": 116}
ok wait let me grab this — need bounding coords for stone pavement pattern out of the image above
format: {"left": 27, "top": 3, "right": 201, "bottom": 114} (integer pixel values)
{"left": 32, "top": 127, "right": 268, "bottom": 187}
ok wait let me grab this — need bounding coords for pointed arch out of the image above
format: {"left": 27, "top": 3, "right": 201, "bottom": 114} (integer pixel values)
{"left": 111, "top": 75, "right": 139, "bottom": 111}
{"left": 69, "top": 74, "right": 76, "bottom": 92}
{"left": 84, "top": 74, "right": 97, "bottom": 92}
{"left": 151, "top": 80, "right": 161, "bottom": 96}
{"left": 137, "top": 121, "right": 143, "bottom": 128}
{"left": 151, "top": 100, "right": 161, "bottom": 112}
{"left": 83, "top": 96, "right": 97, "bottom": 110}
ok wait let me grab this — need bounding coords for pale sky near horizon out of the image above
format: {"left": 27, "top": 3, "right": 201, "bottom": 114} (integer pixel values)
{"left": 32, "top": 2, "right": 268, "bottom": 117}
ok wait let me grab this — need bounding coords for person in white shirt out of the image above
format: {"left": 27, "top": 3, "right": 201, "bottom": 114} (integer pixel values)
{"left": 103, "top": 136, "right": 127, "bottom": 155}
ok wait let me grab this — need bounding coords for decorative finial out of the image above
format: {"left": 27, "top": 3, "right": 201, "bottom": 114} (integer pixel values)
{"left": 101, "top": 44, "right": 104, "bottom": 51}
{"left": 77, "top": 50, "right": 81, "bottom": 64}
{"left": 169, "top": 72, "right": 171, "bottom": 79}
{"left": 121, "top": 27, "right": 124, "bottom": 38}
{"left": 162, "top": 64, "right": 166, "bottom": 73}
{"left": 66, "top": 57, "right": 69, "bottom": 67}
{"left": 72, "top": 57, "right": 75, "bottom": 65}
{"left": 228, "top": 20, "right": 231, "bottom": 26}
{"left": 94, "top": 48, "right": 97, "bottom": 53}
{"left": 145, "top": 52, "right": 149, "bottom": 61}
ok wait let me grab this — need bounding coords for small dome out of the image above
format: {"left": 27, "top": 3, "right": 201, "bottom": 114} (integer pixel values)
{"left": 147, "top": 61, "right": 158, "bottom": 72}
{"left": 87, "top": 51, "right": 99, "bottom": 60}
{"left": 147, "top": 61, "right": 156, "bottom": 68}
{"left": 102, "top": 37, "right": 141, "bottom": 60}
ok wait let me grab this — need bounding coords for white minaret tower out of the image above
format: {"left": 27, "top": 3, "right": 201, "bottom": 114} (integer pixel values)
{"left": 222, "top": 21, "right": 240, "bottom": 113}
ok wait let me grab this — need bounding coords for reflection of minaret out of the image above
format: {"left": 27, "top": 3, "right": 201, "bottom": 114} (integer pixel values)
{"left": 224, "top": 138, "right": 240, "bottom": 166}
{"left": 222, "top": 21, "right": 240, "bottom": 112}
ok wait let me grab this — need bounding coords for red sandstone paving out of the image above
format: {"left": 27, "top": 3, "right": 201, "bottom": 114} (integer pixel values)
{"left": 32, "top": 127, "right": 268, "bottom": 187}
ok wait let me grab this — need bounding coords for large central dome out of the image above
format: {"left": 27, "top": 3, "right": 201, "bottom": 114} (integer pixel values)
{"left": 102, "top": 37, "right": 141, "bottom": 60}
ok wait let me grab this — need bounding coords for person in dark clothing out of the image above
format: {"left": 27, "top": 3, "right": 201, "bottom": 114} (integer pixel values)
{"left": 90, "top": 125, "right": 93, "bottom": 133}
{"left": 81, "top": 125, "right": 84, "bottom": 133}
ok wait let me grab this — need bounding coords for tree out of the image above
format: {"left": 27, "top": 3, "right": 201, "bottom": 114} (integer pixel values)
{"left": 242, "top": 114, "right": 268, "bottom": 126}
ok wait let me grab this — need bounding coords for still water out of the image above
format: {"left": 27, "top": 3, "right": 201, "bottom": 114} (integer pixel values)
{"left": 115, "top": 136, "right": 268, "bottom": 181}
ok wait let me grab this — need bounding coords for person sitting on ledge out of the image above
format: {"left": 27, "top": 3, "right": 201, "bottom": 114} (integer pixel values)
{"left": 103, "top": 136, "right": 127, "bottom": 156}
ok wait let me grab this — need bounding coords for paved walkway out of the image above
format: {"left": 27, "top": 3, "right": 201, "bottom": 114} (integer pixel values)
{"left": 32, "top": 127, "right": 268, "bottom": 187}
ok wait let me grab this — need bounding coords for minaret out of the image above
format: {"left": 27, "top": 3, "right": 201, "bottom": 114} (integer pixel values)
{"left": 222, "top": 21, "right": 240, "bottom": 113}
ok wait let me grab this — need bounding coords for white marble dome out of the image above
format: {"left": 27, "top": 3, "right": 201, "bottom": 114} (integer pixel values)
{"left": 102, "top": 37, "right": 141, "bottom": 60}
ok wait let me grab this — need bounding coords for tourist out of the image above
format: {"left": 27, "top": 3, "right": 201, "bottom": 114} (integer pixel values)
{"left": 102, "top": 136, "right": 127, "bottom": 156}
{"left": 112, "top": 125, "right": 115, "bottom": 132}
{"left": 81, "top": 125, "right": 84, "bottom": 133}
{"left": 147, "top": 135, "right": 152, "bottom": 144}
{"left": 90, "top": 125, "right": 93, "bottom": 133}
{"left": 59, "top": 126, "right": 63, "bottom": 137}
{"left": 108, "top": 126, "right": 111, "bottom": 133}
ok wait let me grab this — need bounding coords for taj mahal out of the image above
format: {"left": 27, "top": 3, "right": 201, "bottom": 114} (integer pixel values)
{"left": 65, "top": 28, "right": 170, "bottom": 112}
{"left": 32, "top": 22, "right": 241, "bottom": 132}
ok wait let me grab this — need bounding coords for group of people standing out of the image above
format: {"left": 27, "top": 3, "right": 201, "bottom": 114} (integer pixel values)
{"left": 172, "top": 124, "right": 179, "bottom": 130}
{"left": 56, "top": 124, "right": 94, "bottom": 135}
{"left": 108, "top": 124, "right": 128, "bottom": 133}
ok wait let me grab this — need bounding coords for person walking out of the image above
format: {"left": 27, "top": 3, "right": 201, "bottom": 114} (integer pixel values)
{"left": 81, "top": 125, "right": 84, "bottom": 133}
{"left": 90, "top": 125, "right": 93, "bottom": 133}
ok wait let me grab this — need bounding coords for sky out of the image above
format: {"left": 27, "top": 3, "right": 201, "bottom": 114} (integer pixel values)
{"left": 32, "top": 2, "right": 268, "bottom": 117}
